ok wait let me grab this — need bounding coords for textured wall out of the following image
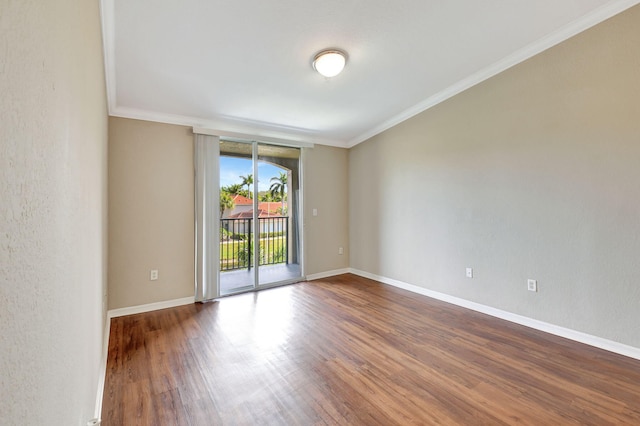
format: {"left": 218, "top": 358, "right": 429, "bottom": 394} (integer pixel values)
{"left": 0, "top": 0, "right": 108, "bottom": 424}
{"left": 108, "top": 118, "right": 350, "bottom": 308}
{"left": 349, "top": 6, "right": 640, "bottom": 348}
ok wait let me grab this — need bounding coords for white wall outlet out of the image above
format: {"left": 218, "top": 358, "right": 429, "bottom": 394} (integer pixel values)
{"left": 150, "top": 269, "right": 159, "bottom": 281}
{"left": 527, "top": 279, "right": 537, "bottom": 292}
{"left": 312, "top": 208, "right": 318, "bottom": 216}
{"left": 338, "top": 247, "right": 344, "bottom": 255}
{"left": 466, "top": 267, "right": 473, "bottom": 278}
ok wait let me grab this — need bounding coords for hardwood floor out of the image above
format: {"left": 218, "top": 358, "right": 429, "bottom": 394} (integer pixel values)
{"left": 102, "top": 274, "right": 640, "bottom": 425}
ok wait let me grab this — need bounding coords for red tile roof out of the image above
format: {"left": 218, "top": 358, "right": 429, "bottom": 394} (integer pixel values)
{"left": 259, "top": 202, "right": 284, "bottom": 214}
{"left": 227, "top": 196, "right": 287, "bottom": 218}
{"left": 228, "top": 211, "right": 254, "bottom": 219}
{"left": 231, "top": 194, "right": 253, "bottom": 205}
{"left": 228, "top": 209, "right": 286, "bottom": 219}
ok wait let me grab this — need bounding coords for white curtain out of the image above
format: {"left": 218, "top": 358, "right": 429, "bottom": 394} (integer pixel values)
{"left": 194, "top": 133, "right": 219, "bottom": 302}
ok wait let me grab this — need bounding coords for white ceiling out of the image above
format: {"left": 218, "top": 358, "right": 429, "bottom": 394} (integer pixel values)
{"left": 101, "top": 0, "right": 638, "bottom": 147}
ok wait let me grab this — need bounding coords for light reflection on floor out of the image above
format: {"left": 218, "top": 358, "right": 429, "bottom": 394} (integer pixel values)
{"left": 215, "top": 285, "right": 295, "bottom": 356}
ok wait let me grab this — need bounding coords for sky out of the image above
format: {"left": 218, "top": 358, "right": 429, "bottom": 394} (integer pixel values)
{"left": 220, "top": 156, "right": 285, "bottom": 192}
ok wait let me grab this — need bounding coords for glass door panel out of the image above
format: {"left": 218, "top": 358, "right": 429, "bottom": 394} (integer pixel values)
{"left": 257, "top": 143, "right": 302, "bottom": 287}
{"left": 219, "top": 140, "right": 255, "bottom": 296}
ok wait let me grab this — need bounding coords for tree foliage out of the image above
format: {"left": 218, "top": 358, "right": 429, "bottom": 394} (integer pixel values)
{"left": 240, "top": 174, "right": 253, "bottom": 199}
{"left": 223, "top": 183, "right": 244, "bottom": 196}
{"left": 220, "top": 190, "right": 234, "bottom": 216}
{"left": 269, "top": 172, "right": 287, "bottom": 214}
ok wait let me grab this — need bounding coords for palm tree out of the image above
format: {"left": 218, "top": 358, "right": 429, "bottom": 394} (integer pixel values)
{"left": 223, "top": 183, "right": 243, "bottom": 196}
{"left": 220, "top": 190, "right": 234, "bottom": 217}
{"left": 240, "top": 174, "right": 253, "bottom": 198}
{"left": 269, "top": 171, "right": 287, "bottom": 215}
{"left": 259, "top": 192, "right": 274, "bottom": 202}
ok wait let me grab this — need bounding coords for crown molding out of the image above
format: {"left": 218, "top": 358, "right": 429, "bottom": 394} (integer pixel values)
{"left": 193, "top": 127, "right": 315, "bottom": 148}
{"left": 346, "top": 0, "right": 640, "bottom": 148}
{"left": 100, "top": 0, "right": 639, "bottom": 150}
{"left": 109, "top": 106, "right": 348, "bottom": 148}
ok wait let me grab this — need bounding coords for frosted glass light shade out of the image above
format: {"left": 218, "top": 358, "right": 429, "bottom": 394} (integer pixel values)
{"left": 313, "top": 50, "right": 346, "bottom": 78}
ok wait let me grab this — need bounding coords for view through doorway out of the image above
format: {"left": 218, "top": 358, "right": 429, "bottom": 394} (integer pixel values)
{"left": 219, "top": 140, "right": 302, "bottom": 295}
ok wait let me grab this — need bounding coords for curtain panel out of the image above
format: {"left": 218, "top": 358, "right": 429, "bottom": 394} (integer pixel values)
{"left": 194, "top": 133, "right": 219, "bottom": 301}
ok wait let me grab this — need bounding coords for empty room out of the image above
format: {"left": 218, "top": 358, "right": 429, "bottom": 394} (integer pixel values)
{"left": 2, "top": 0, "right": 640, "bottom": 425}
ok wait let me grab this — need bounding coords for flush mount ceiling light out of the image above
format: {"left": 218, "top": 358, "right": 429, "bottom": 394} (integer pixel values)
{"left": 313, "top": 50, "right": 347, "bottom": 78}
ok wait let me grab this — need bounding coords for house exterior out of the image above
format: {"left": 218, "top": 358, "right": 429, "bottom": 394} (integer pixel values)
{"left": 222, "top": 194, "right": 288, "bottom": 234}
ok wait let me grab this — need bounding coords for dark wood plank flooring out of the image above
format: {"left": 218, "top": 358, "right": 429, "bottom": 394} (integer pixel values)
{"left": 102, "top": 274, "right": 640, "bottom": 425}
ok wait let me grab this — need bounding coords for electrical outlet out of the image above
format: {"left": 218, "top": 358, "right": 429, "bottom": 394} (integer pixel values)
{"left": 527, "top": 279, "right": 537, "bottom": 292}
{"left": 312, "top": 208, "right": 318, "bottom": 216}
{"left": 338, "top": 247, "right": 344, "bottom": 255}
{"left": 466, "top": 267, "right": 473, "bottom": 278}
{"left": 150, "top": 269, "right": 159, "bottom": 281}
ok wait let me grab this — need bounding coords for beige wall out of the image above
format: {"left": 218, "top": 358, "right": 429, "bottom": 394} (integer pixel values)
{"left": 304, "top": 145, "right": 350, "bottom": 275}
{"left": 106, "top": 3, "right": 639, "bottom": 354}
{"left": 108, "top": 118, "right": 195, "bottom": 309}
{"left": 108, "top": 119, "right": 349, "bottom": 308}
{"left": 0, "top": 0, "right": 108, "bottom": 424}
{"left": 349, "top": 6, "right": 640, "bottom": 348}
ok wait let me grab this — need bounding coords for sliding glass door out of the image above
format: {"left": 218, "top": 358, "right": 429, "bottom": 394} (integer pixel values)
{"left": 218, "top": 140, "right": 302, "bottom": 296}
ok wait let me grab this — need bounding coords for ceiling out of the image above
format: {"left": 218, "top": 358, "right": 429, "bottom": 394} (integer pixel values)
{"left": 101, "top": 0, "right": 637, "bottom": 147}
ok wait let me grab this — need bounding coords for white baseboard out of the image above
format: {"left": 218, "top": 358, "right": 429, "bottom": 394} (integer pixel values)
{"left": 108, "top": 296, "right": 195, "bottom": 318}
{"left": 349, "top": 268, "right": 640, "bottom": 361}
{"left": 93, "top": 268, "right": 640, "bottom": 421}
{"left": 94, "top": 296, "right": 196, "bottom": 419}
{"left": 306, "top": 268, "right": 351, "bottom": 281}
